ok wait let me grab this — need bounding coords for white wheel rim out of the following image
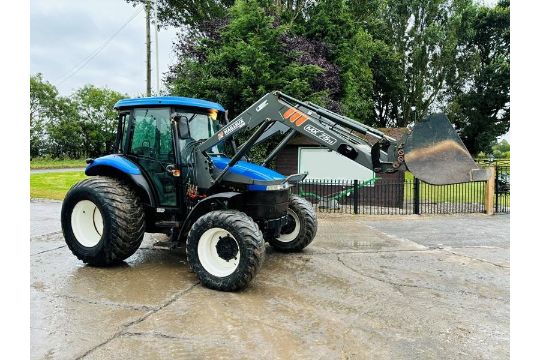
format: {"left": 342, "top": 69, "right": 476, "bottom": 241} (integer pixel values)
{"left": 71, "top": 200, "right": 104, "bottom": 248}
{"left": 197, "top": 228, "right": 240, "bottom": 277}
{"left": 277, "top": 209, "right": 301, "bottom": 243}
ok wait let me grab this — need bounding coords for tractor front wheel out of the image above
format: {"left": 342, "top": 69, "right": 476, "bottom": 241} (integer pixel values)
{"left": 186, "top": 210, "right": 265, "bottom": 291}
{"left": 61, "top": 176, "right": 145, "bottom": 266}
{"left": 268, "top": 194, "right": 318, "bottom": 252}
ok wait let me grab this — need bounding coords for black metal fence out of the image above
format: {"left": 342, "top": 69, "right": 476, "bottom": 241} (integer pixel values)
{"left": 291, "top": 162, "right": 509, "bottom": 215}
{"left": 495, "top": 164, "right": 510, "bottom": 213}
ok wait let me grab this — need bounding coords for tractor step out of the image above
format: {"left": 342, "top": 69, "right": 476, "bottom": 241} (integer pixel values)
{"left": 154, "top": 221, "right": 180, "bottom": 229}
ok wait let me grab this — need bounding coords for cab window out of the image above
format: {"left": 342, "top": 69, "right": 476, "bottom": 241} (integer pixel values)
{"left": 130, "top": 108, "right": 173, "bottom": 163}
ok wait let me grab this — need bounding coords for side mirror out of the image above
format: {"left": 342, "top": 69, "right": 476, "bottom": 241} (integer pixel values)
{"left": 178, "top": 116, "right": 190, "bottom": 139}
{"left": 172, "top": 113, "right": 191, "bottom": 139}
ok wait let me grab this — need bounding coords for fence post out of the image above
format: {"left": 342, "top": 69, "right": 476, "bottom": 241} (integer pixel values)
{"left": 484, "top": 166, "right": 496, "bottom": 215}
{"left": 353, "top": 180, "right": 358, "bottom": 214}
{"left": 413, "top": 177, "right": 420, "bottom": 215}
{"left": 495, "top": 165, "right": 499, "bottom": 213}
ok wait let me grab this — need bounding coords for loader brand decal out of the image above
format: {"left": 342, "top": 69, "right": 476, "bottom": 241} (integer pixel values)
{"left": 283, "top": 107, "right": 310, "bottom": 126}
{"left": 303, "top": 124, "right": 337, "bottom": 145}
{"left": 256, "top": 100, "right": 268, "bottom": 112}
{"left": 220, "top": 118, "right": 246, "bottom": 139}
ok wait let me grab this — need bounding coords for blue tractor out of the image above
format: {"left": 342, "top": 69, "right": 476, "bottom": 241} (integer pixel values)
{"left": 61, "top": 91, "right": 488, "bottom": 291}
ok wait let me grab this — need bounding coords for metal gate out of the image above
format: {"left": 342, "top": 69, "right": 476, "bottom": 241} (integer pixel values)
{"left": 495, "top": 164, "right": 510, "bottom": 213}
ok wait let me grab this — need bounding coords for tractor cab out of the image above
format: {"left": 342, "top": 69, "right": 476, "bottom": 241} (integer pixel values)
{"left": 101, "top": 96, "right": 228, "bottom": 207}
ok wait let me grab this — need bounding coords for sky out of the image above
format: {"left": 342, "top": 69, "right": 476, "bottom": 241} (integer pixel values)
{"left": 30, "top": 0, "right": 178, "bottom": 97}
{"left": 30, "top": 0, "right": 508, "bottom": 142}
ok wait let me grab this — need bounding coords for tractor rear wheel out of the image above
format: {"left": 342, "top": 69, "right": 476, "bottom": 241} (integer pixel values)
{"left": 268, "top": 194, "right": 317, "bottom": 252}
{"left": 61, "top": 176, "right": 145, "bottom": 266}
{"left": 186, "top": 210, "right": 265, "bottom": 291}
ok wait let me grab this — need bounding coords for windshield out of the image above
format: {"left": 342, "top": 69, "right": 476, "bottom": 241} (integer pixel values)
{"left": 176, "top": 109, "right": 223, "bottom": 162}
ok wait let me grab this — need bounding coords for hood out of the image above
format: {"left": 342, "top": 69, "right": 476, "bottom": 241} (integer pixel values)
{"left": 210, "top": 156, "right": 285, "bottom": 182}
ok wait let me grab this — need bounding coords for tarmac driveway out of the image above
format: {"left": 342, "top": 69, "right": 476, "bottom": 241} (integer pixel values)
{"left": 30, "top": 200, "right": 509, "bottom": 359}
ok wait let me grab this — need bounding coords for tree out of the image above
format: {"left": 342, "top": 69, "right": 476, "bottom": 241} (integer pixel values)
{"left": 30, "top": 74, "right": 127, "bottom": 159}
{"left": 73, "top": 85, "right": 127, "bottom": 157}
{"left": 491, "top": 139, "right": 509, "bottom": 159}
{"left": 125, "top": 0, "right": 233, "bottom": 29}
{"left": 125, "top": 0, "right": 309, "bottom": 29}
{"left": 447, "top": 0, "right": 510, "bottom": 155}
{"left": 146, "top": 0, "right": 509, "bottom": 152}
{"left": 369, "top": 0, "right": 479, "bottom": 126}
{"left": 30, "top": 74, "right": 58, "bottom": 157}
{"left": 303, "top": 0, "right": 377, "bottom": 123}
{"left": 30, "top": 74, "right": 77, "bottom": 158}
{"left": 166, "top": 0, "right": 327, "bottom": 117}
{"left": 45, "top": 99, "right": 83, "bottom": 159}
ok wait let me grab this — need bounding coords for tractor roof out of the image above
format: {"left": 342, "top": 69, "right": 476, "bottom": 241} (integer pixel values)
{"left": 114, "top": 96, "right": 225, "bottom": 112}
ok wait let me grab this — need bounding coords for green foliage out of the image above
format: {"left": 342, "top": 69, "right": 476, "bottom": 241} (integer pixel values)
{"left": 161, "top": 0, "right": 502, "bottom": 132}
{"left": 73, "top": 85, "right": 126, "bottom": 157}
{"left": 168, "top": 0, "right": 325, "bottom": 118}
{"left": 29, "top": 74, "right": 127, "bottom": 159}
{"left": 447, "top": 0, "right": 510, "bottom": 155}
{"left": 30, "top": 74, "right": 65, "bottom": 157}
{"left": 303, "top": 0, "right": 376, "bottom": 122}
{"left": 125, "top": 0, "right": 233, "bottom": 29}
{"left": 492, "top": 139, "right": 510, "bottom": 159}
{"left": 338, "top": 29, "right": 376, "bottom": 123}
{"left": 125, "top": 0, "right": 309, "bottom": 29}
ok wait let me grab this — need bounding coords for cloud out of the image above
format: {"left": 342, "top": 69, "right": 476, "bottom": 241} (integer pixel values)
{"left": 30, "top": 0, "right": 177, "bottom": 97}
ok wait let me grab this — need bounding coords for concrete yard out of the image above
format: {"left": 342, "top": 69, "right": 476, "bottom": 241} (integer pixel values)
{"left": 30, "top": 199, "right": 509, "bottom": 359}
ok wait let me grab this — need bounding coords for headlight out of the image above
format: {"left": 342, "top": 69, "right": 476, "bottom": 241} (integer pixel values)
{"left": 265, "top": 183, "right": 289, "bottom": 191}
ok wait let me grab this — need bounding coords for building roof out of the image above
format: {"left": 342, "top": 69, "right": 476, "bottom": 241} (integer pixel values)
{"left": 114, "top": 96, "right": 225, "bottom": 112}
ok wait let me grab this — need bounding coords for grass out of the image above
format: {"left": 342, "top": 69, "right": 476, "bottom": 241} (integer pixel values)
{"left": 30, "top": 157, "right": 87, "bottom": 169}
{"left": 402, "top": 171, "right": 507, "bottom": 204}
{"left": 30, "top": 171, "right": 87, "bottom": 200}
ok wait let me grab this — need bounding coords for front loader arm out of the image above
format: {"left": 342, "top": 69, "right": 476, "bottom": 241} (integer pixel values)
{"left": 197, "top": 91, "right": 489, "bottom": 186}
{"left": 198, "top": 91, "right": 400, "bottom": 173}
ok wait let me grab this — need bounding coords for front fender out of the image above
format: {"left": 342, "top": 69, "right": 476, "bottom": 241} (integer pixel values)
{"left": 85, "top": 155, "right": 156, "bottom": 207}
{"left": 178, "top": 192, "right": 242, "bottom": 240}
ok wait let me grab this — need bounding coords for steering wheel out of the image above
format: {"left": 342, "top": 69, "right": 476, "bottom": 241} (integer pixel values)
{"left": 134, "top": 146, "right": 156, "bottom": 157}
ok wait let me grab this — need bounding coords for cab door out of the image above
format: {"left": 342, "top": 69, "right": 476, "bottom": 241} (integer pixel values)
{"left": 128, "top": 108, "right": 178, "bottom": 207}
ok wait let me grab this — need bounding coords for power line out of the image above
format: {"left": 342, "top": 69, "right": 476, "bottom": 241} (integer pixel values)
{"left": 56, "top": 5, "right": 144, "bottom": 86}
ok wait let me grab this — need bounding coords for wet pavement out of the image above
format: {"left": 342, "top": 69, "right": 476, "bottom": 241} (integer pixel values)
{"left": 31, "top": 200, "right": 509, "bottom": 359}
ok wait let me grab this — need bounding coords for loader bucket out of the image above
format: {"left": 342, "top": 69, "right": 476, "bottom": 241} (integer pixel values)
{"left": 403, "top": 113, "right": 490, "bottom": 185}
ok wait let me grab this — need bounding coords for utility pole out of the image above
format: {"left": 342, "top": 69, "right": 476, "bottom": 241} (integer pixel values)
{"left": 145, "top": 0, "right": 151, "bottom": 96}
{"left": 154, "top": 0, "right": 160, "bottom": 94}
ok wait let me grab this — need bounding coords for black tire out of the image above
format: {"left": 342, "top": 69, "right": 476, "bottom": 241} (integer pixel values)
{"left": 268, "top": 194, "right": 317, "bottom": 252}
{"left": 186, "top": 210, "right": 265, "bottom": 291}
{"left": 61, "top": 176, "right": 145, "bottom": 266}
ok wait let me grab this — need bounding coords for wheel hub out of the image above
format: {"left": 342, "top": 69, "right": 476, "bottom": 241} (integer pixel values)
{"left": 277, "top": 209, "right": 301, "bottom": 243}
{"left": 215, "top": 235, "right": 239, "bottom": 261}
{"left": 281, "top": 214, "right": 296, "bottom": 235}
{"left": 71, "top": 199, "right": 104, "bottom": 247}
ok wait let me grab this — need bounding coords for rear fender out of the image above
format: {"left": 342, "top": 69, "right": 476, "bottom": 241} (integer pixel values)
{"left": 85, "top": 155, "right": 157, "bottom": 207}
